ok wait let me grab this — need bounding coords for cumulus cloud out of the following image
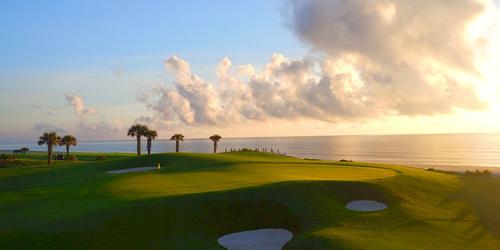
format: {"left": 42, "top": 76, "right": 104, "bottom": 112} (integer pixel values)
{"left": 284, "top": 0, "right": 487, "bottom": 71}
{"left": 235, "top": 64, "right": 256, "bottom": 77}
{"left": 65, "top": 94, "right": 97, "bottom": 115}
{"left": 283, "top": 0, "right": 498, "bottom": 111}
{"left": 140, "top": 0, "right": 499, "bottom": 127}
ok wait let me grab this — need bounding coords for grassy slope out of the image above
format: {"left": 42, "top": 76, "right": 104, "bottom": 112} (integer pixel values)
{"left": 0, "top": 152, "right": 499, "bottom": 249}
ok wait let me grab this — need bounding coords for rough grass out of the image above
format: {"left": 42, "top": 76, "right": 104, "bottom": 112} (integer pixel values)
{"left": 0, "top": 151, "right": 499, "bottom": 249}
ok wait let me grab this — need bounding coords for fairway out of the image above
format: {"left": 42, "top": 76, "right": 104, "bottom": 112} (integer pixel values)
{"left": 1, "top": 152, "right": 500, "bottom": 249}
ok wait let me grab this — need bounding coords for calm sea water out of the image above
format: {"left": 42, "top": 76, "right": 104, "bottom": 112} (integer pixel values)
{"left": 2, "top": 133, "right": 500, "bottom": 171}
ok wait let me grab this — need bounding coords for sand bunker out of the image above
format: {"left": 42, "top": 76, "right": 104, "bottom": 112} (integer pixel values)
{"left": 346, "top": 200, "right": 388, "bottom": 212}
{"left": 218, "top": 228, "right": 293, "bottom": 250}
{"left": 106, "top": 166, "right": 157, "bottom": 174}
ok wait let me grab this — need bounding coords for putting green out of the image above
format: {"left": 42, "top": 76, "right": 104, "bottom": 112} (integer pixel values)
{"left": 101, "top": 163, "right": 396, "bottom": 198}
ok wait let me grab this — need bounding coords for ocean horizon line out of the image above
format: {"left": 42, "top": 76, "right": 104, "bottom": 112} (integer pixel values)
{"left": 1, "top": 131, "right": 498, "bottom": 145}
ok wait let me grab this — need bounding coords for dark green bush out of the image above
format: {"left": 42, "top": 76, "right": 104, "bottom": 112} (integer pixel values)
{"left": 1, "top": 154, "right": 15, "bottom": 161}
{"left": 95, "top": 156, "right": 107, "bottom": 161}
{"left": 465, "top": 169, "right": 492, "bottom": 177}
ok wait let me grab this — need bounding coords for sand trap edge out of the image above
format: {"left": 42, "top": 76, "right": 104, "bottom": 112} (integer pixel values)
{"left": 218, "top": 228, "right": 293, "bottom": 250}
{"left": 345, "top": 200, "right": 388, "bottom": 212}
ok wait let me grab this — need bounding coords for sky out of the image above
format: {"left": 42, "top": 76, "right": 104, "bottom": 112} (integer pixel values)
{"left": 1, "top": 0, "right": 500, "bottom": 142}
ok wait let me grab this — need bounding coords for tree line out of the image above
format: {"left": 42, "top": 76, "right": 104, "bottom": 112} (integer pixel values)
{"left": 37, "top": 123, "right": 222, "bottom": 164}
{"left": 127, "top": 123, "right": 222, "bottom": 156}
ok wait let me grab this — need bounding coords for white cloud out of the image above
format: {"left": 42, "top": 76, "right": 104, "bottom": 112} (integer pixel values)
{"left": 140, "top": 0, "right": 499, "bottom": 128}
{"left": 164, "top": 56, "right": 224, "bottom": 125}
{"left": 235, "top": 64, "right": 256, "bottom": 77}
{"left": 284, "top": 0, "right": 486, "bottom": 71}
{"left": 284, "top": 0, "right": 500, "bottom": 111}
{"left": 65, "top": 94, "right": 97, "bottom": 115}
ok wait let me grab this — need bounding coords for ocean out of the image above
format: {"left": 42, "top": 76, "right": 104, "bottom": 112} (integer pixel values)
{"left": 2, "top": 133, "right": 500, "bottom": 172}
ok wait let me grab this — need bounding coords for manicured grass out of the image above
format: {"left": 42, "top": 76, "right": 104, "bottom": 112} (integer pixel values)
{"left": 0, "top": 151, "right": 499, "bottom": 249}
{"left": 104, "top": 163, "right": 395, "bottom": 199}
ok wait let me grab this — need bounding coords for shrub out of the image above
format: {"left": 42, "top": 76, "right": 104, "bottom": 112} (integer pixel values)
{"left": 465, "top": 169, "right": 492, "bottom": 177}
{"left": 304, "top": 158, "right": 320, "bottom": 161}
{"left": 13, "top": 148, "right": 29, "bottom": 154}
{"left": 68, "top": 155, "right": 78, "bottom": 161}
{"left": 426, "top": 168, "right": 457, "bottom": 174}
{"left": 0, "top": 159, "right": 6, "bottom": 168}
{"left": 1, "top": 154, "right": 15, "bottom": 162}
{"left": 95, "top": 156, "right": 107, "bottom": 161}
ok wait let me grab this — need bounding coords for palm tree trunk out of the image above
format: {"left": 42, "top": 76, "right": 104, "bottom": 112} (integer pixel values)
{"left": 66, "top": 145, "right": 70, "bottom": 160}
{"left": 147, "top": 138, "right": 152, "bottom": 156}
{"left": 48, "top": 144, "right": 52, "bottom": 165}
{"left": 136, "top": 135, "right": 141, "bottom": 156}
{"left": 175, "top": 140, "right": 179, "bottom": 152}
{"left": 214, "top": 141, "right": 217, "bottom": 153}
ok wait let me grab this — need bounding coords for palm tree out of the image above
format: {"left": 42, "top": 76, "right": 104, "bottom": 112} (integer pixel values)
{"left": 145, "top": 129, "right": 158, "bottom": 156}
{"left": 170, "top": 134, "right": 184, "bottom": 153}
{"left": 37, "top": 132, "right": 61, "bottom": 165}
{"left": 127, "top": 124, "right": 149, "bottom": 156}
{"left": 60, "top": 135, "right": 77, "bottom": 160}
{"left": 209, "top": 134, "right": 222, "bottom": 153}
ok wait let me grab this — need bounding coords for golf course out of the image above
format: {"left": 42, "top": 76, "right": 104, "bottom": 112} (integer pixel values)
{"left": 1, "top": 151, "right": 500, "bottom": 249}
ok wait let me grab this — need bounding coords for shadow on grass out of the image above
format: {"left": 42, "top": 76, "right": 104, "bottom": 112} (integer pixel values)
{"left": 436, "top": 175, "right": 500, "bottom": 244}
{"left": 458, "top": 176, "right": 500, "bottom": 236}
{"left": 0, "top": 180, "right": 396, "bottom": 249}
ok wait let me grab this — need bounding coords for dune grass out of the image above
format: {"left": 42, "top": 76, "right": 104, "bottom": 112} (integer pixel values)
{"left": 0, "top": 151, "right": 499, "bottom": 249}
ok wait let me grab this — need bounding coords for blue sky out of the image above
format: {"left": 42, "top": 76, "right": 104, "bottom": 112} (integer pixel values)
{"left": 0, "top": 0, "right": 304, "bottom": 72}
{"left": 0, "top": 0, "right": 306, "bottom": 142}
{"left": 1, "top": 0, "right": 500, "bottom": 143}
